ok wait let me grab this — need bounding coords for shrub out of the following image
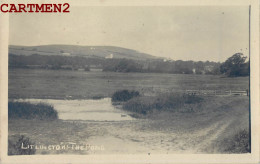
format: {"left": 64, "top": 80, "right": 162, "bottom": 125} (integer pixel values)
{"left": 223, "top": 129, "right": 250, "bottom": 153}
{"left": 183, "top": 94, "right": 204, "bottom": 104}
{"left": 123, "top": 96, "right": 154, "bottom": 114}
{"left": 8, "top": 135, "right": 36, "bottom": 155}
{"left": 123, "top": 93, "right": 203, "bottom": 114}
{"left": 111, "top": 90, "right": 140, "bottom": 102}
{"left": 8, "top": 102, "right": 58, "bottom": 120}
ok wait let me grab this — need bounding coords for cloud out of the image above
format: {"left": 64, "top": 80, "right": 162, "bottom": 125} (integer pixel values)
{"left": 9, "top": 6, "right": 249, "bottom": 62}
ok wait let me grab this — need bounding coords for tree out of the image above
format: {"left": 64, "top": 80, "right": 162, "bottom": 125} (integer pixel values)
{"left": 220, "top": 53, "right": 249, "bottom": 77}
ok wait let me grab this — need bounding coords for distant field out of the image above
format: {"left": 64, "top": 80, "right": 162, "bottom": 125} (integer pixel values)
{"left": 8, "top": 68, "right": 249, "bottom": 99}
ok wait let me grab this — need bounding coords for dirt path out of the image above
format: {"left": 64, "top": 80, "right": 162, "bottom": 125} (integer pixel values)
{"left": 81, "top": 102, "right": 249, "bottom": 154}
{"left": 192, "top": 120, "right": 233, "bottom": 153}
{"left": 80, "top": 116, "right": 244, "bottom": 154}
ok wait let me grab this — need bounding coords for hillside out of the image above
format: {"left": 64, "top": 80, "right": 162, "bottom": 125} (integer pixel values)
{"left": 9, "top": 45, "right": 157, "bottom": 60}
{"left": 8, "top": 45, "right": 222, "bottom": 75}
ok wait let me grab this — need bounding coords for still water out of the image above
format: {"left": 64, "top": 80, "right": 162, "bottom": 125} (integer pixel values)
{"left": 15, "top": 98, "right": 134, "bottom": 121}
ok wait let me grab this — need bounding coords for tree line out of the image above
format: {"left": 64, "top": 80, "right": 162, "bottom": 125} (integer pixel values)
{"left": 8, "top": 53, "right": 249, "bottom": 76}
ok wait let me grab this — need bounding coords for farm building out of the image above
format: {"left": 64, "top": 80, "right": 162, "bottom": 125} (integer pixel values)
{"left": 61, "top": 52, "right": 71, "bottom": 56}
{"left": 105, "top": 54, "right": 114, "bottom": 59}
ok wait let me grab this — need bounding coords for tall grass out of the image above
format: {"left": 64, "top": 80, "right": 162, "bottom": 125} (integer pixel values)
{"left": 8, "top": 135, "right": 36, "bottom": 155}
{"left": 222, "top": 129, "right": 250, "bottom": 153}
{"left": 123, "top": 93, "right": 204, "bottom": 114}
{"left": 8, "top": 101, "right": 58, "bottom": 120}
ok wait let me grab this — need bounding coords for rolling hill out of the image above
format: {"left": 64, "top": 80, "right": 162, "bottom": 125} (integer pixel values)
{"left": 9, "top": 45, "right": 158, "bottom": 60}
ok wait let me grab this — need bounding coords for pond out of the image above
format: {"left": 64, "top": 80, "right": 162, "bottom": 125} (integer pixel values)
{"left": 15, "top": 98, "right": 135, "bottom": 121}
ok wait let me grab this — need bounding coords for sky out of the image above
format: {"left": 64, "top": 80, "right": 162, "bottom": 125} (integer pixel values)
{"left": 9, "top": 6, "right": 250, "bottom": 62}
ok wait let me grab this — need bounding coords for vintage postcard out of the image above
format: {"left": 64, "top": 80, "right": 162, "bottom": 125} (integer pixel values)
{"left": 0, "top": 0, "right": 259, "bottom": 163}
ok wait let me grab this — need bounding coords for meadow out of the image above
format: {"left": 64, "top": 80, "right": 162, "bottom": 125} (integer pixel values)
{"left": 8, "top": 68, "right": 250, "bottom": 154}
{"left": 8, "top": 68, "right": 249, "bottom": 100}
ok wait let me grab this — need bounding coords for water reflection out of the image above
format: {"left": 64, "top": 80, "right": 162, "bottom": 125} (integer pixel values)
{"left": 15, "top": 98, "right": 134, "bottom": 121}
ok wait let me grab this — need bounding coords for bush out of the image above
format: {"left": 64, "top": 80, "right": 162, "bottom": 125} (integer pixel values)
{"left": 111, "top": 90, "right": 140, "bottom": 102}
{"left": 123, "top": 96, "right": 154, "bottom": 114}
{"left": 123, "top": 93, "right": 203, "bottom": 114}
{"left": 183, "top": 94, "right": 204, "bottom": 104}
{"left": 8, "top": 102, "right": 58, "bottom": 120}
{"left": 8, "top": 135, "right": 36, "bottom": 155}
{"left": 223, "top": 129, "right": 250, "bottom": 153}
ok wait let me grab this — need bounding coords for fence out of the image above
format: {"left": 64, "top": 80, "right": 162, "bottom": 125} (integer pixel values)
{"left": 185, "top": 89, "right": 248, "bottom": 96}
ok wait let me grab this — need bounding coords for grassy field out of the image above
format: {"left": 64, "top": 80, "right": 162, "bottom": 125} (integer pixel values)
{"left": 8, "top": 68, "right": 250, "bottom": 154}
{"left": 8, "top": 68, "right": 249, "bottom": 99}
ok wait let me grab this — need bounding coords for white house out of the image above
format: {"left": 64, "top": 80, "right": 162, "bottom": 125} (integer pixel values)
{"left": 61, "top": 52, "right": 71, "bottom": 56}
{"left": 105, "top": 54, "right": 113, "bottom": 59}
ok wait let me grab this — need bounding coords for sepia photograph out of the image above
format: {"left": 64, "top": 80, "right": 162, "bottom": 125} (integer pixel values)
{"left": 1, "top": 0, "right": 259, "bottom": 163}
